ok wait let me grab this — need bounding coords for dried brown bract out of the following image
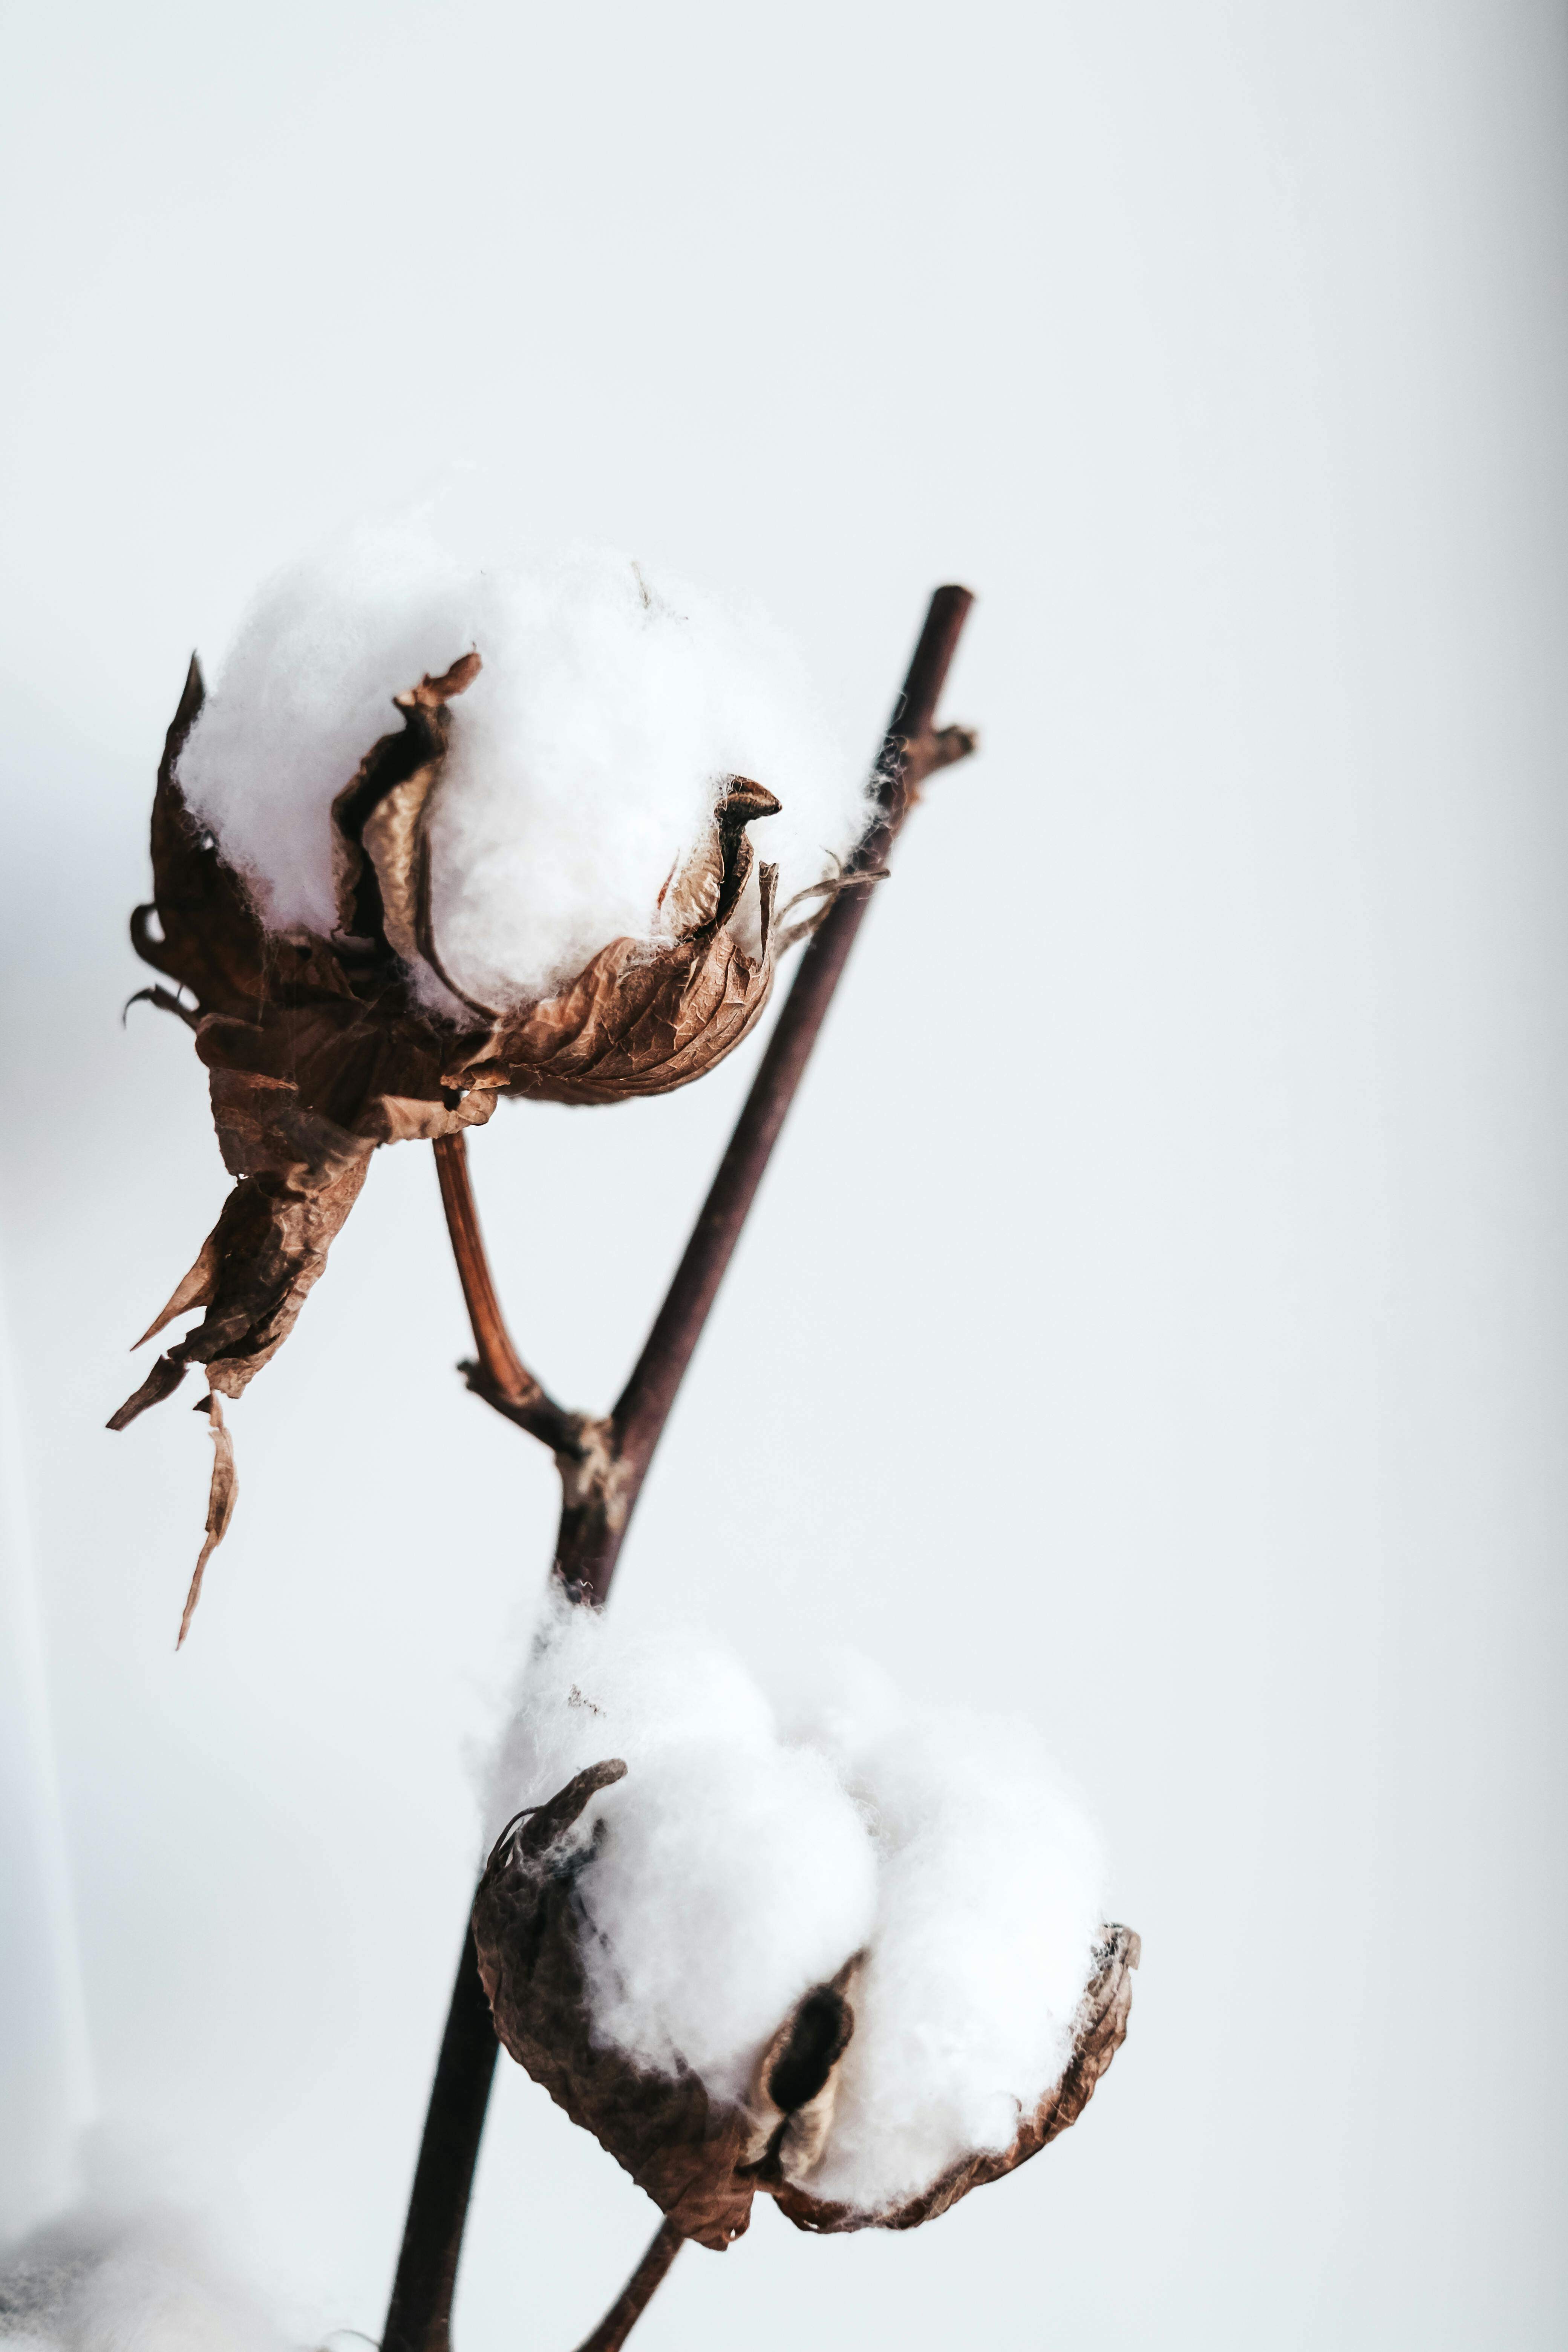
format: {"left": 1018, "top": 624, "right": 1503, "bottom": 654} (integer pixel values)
{"left": 471, "top": 1761, "right": 1137, "bottom": 2251}
{"left": 771, "top": 1923, "right": 1140, "bottom": 2234}
{"left": 113, "top": 655, "right": 787, "bottom": 1633}
{"left": 473, "top": 1759, "right": 757, "bottom": 2250}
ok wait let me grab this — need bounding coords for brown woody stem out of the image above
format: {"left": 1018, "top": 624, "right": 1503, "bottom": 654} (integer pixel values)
{"left": 381, "top": 588, "right": 975, "bottom": 2352}
{"left": 380, "top": 1928, "right": 499, "bottom": 2352}
{"left": 433, "top": 1132, "right": 583, "bottom": 1457}
{"left": 570, "top": 2219, "right": 684, "bottom": 2352}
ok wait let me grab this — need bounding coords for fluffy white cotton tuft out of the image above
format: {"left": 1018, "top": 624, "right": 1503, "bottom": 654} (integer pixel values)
{"left": 490, "top": 1602, "right": 878, "bottom": 2104}
{"left": 782, "top": 1657, "right": 1110, "bottom": 2209}
{"left": 0, "top": 2205, "right": 290, "bottom": 2351}
{"left": 180, "top": 531, "right": 872, "bottom": 1004}
{"left": 488, "top": 1610, "right": 1109, "bottom": 2214}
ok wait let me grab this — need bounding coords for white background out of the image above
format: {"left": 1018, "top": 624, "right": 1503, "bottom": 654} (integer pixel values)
{"left": 2, "top": 3, "right": 1565, "bottom": 2345}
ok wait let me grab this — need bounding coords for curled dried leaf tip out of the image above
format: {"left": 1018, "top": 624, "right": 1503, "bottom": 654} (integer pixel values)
{"left": 472, "top": 1761, "right": 1137, "bottom": 2249}
{"left": 175, "top": 1390, "right": 237, "bottom": 1647}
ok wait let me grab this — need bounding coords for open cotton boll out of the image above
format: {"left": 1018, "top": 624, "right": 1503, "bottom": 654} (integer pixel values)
{"left": 180, "top": 530, "right": 871, "bottom": 1003}
{"left": 0, "top": 2206, "right": 289, "bottom": 2352}
{"left": 483, "top": 1610, "right": 1117, "bottom": 2229}
{"left": 489, "top": 1603, "right": 878, "bottom": 2103}
{"left": 782, "top": 1663, "right": 1110, "bottom": 2213}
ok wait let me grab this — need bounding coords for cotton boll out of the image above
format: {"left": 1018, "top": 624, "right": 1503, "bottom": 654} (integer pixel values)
{"left": 794, "top": 1696, "right": 1109, "bottom": 2214}
{"left": 125, "top": 547, "right": 817, "bottom": 1496}
{"left": 0, "top": 2207, "right": 290, "bottom": 2352}
{"left": 181, "top": 530, "right": 871, "bottom": 1004}
{"left": 486, "top": 1614, "right": 1114, "bottom": 2222}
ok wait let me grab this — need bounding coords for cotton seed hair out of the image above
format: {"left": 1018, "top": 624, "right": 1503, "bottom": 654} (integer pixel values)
{"left": 180, "top": 534, "right": 873, "bottom": 1004}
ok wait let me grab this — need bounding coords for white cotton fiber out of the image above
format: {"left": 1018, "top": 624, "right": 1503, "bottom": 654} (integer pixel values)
{"left": 782, "top": 1658, "right": 1110, "bottom": 2210}
{"left": 490, "top": 1602, "right": 879, "bottom": 2104}
{"left": 0, "top": 2206, "right": 289, "bottom": 2351}
{"left": 179, "top": 531, "right": 872, "bottom": 1004}
{"left": 488, "top": 1610, "right": 1109, "bottom": 2215}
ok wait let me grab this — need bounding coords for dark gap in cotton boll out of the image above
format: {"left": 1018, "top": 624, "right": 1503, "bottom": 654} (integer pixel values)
{"left": 767, "top": 1981, "right": 857, "bottom": 2114}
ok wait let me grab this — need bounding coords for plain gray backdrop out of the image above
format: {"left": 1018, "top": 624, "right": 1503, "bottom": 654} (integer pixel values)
{"left": 2, "top": 2, "right": 1566, "bottom": 2345}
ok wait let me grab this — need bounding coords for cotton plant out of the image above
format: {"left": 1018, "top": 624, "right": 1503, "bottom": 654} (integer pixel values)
{"left": 105, "top": 553, "right": 1131, "bottom": 2352}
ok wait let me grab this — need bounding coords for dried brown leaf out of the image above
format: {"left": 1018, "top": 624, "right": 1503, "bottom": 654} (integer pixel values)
{"left": 133, "top": 1233, "right": 220, "bottom": 1349}
{"left": 106, "top": 1351, "right": 189, "bottom": 1431}
{"left": 473, "top": 1761, "right": 758, "bottom": 2251}
{"left": 131, "top": 655, "right": 268, "bottom": 1017}
{"left": 114, "top": 1147, "right": 374, "bottom": 1421}
{"left": 176, "top": 1390, "right": 238, "bottom": 1647}
{"left": 483, "top": 879, "right": 776, "bottom": 1106}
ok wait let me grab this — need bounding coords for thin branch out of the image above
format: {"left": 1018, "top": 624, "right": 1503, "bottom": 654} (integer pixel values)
{"left": 381, "top": 586, "right": 977, "bottom": 2352}
{"left": 570, "top": 2219, "right": 684, "bottom": 2352}
{"left": 432, "top": 1132, "right": 584, "bottom": 1456}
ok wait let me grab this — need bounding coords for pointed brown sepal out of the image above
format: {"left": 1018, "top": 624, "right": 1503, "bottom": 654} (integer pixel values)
{"left": 472, "top": 1760, "right": 759, "bottom": 2251}
{"left": 135, "top": 654, "right": 270, "bottom": 1015}
{"left": 108, "top": 1351, "right": 188, "bottom": 1430}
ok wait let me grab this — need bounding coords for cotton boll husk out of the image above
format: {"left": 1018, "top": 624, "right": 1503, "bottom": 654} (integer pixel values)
{"left": 181, "top": 530, "right": 871, "bottom": 1003}
{"left": 0, "top": 2206, "right": 290, "bottom": 2351}
{"left": 489, "top": 1603, "right": 879, "bottom": 2105}
{"left": 783, "top": 1658, "right": 1110, "bottom": 2214}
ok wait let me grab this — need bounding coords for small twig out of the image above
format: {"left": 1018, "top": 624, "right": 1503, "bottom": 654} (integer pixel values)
{"left": 902, "top": 719, "right": 980, "bottom": 790}
{"left": 432, "top": 1132, "right": 584, "bottom": 1456}
{"left": 381, "top": 587, "right": 977, "bottom": 2352}
{"left": 570, "top": 2219, "right": 684, "bottom": 2352}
